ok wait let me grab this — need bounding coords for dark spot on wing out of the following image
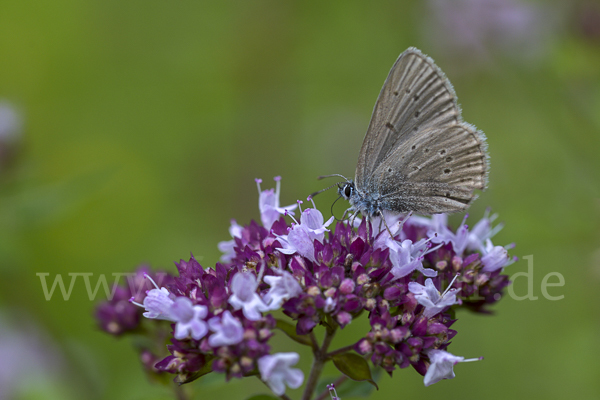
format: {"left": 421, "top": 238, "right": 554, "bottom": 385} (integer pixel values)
{"left": 415, "top": 111, "right": 420, "bottom": 118}
{"left": 440, "top": 149, "right": 446, "bottom": 155}
{"left": 385, "top": 122, "right": 395, "bottom": 130}
{"left": 445, "top": 192, "right": 450, "bottom": 197}
{"left": 413, "top": 126, "right": 418, "bottom": 132}
{"left": 411, "top": 145, "right": 416, "bottom": 150}
{"left": 388, "top": 167, "right": 392, "bottom": 172}
{"left": 424, "top": 148, "right": 429, "bottom": 153}
{"left": 393, "top": 91, "right": 399, "bottom": 96}
{"left": 445, "top": 156, "right": 453, "bottom": 162}
{"left": 413, "top": 95, "right": 419, "bottom": 101}
{"left": 444, "top": 168, "right": 451, "bottom": 174}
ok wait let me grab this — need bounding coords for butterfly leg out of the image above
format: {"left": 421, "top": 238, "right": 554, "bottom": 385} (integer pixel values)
{"left": 349, "top": 210, "right": 360, "bottom": 228}
{"left": 380, "top": 211, "right": 414, "bottom": 242}
{"left": 379, "top": 212, "right": 395, "bottom": 240}
{"left": 366, "top": 214, "right": 373, "bottom": 244}
{"left": 341, "top": 208, "right": 351, "bottom": 221}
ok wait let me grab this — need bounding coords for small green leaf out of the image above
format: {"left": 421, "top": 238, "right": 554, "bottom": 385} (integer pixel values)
{"left": 245, "top": 395, "right": 280, "bottom": 400}
{"left": 331, "top": 353, "right": 378, "bottom": 389}
{"left": 275, "top": 319, "right": 313, "bottom": 346}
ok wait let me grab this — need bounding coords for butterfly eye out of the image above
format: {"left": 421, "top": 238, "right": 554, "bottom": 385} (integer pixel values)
{"left": 344, "top": 185, "right": 353, "bottom": 198}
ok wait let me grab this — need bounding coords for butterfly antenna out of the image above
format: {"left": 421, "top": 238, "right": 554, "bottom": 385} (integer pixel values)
{"left": 309, "top": 182, "right": 343, "bottom": 199}
{"left": 317, "top": 173, "right": 350, "bottom": 181}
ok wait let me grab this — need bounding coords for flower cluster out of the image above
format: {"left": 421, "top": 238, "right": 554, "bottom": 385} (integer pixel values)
{"left": 95, "top": 266, "right": 174, "bottom": 336}
{"left": 96, "top": 176, "right": 515, "bottom": 397}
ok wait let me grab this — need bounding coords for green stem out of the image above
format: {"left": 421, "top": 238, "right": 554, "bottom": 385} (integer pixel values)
{"left": 302, "top": 327, "right": 336, "bottom": 400}
{"left": 309, "top": 331, "right": 319, "bottom": 351}
{"left": 173, "top": 385, "right": 188, "bottom": 400}
{"left": 325, "top": 344, "right": 355, "bottom": 359}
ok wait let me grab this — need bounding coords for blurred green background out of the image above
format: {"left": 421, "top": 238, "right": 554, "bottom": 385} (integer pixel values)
{"left": 1, "top": 0, "right": 599, "bottom": 399}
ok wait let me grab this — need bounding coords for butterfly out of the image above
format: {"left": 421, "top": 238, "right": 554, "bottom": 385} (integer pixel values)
{"left": 320, "top": 47, "right": 489, "bottom": 225}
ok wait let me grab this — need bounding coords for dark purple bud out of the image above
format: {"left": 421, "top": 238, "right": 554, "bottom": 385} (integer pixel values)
{"left": 297, "top": 317, "right": 318, "bottom": 335}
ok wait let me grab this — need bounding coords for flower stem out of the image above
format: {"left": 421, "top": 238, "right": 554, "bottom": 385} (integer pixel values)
{"left": 302, "top": 327, "right": 336, "bottom": 400}
{"left": 325, "top": 344, "right": 356, "bottom": 359}
{"left": 173, "top": 385, "right": 188, "bottom": 400}
{"left": 309, "top": 331, "right": 319, "bottom": 351}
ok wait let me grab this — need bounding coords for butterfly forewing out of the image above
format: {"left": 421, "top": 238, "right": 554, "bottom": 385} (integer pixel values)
{"left": 355, "top": 47, "right": 461, "bottom": 189}
{"left": 354, "top": 47, "right": 488, "bottom": 215}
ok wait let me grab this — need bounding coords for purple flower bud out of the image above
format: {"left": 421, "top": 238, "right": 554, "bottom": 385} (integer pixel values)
{"left": 336, "top": 311, "right": 352, "bottom": 327}
{"left": 339, "top": 278, "right": 355, "bottom": 294}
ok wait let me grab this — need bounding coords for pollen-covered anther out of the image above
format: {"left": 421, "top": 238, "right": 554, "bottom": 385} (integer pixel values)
{"left": 475, "top": 274, "right": 489, "bottom": 286}
{"left": 365, "top": 298, "right": 376, "bottom": 310}
{"left": 452, "top": 256, "right": 463, "bottom": 271}
{"left": 307, "top": 286, "right": 321, "bottom": 296}
{"left": 243, "top": 329, "right": 257, "bottom": 340}
{"left": 230, "top": 363, "right": 241, "bottom": 375}
{"left": 259, "top": 328, "right": 272, "bottom": 341}
{"left": 344, "top": 253, "right": 354, "bottom": 268}
{"left": 240, "top": 357, "right": 254, "bottom": 369}
{"left": 357, "top": 274, "right": 370, "bottom": 285}
{"left": 217, "top": 347, "right": 231, "bottom": 358}
{"left": 173, "top": 350, "right": 185, "bottom": 358}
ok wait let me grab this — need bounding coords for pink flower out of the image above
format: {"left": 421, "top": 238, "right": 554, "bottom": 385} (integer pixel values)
{"left": 263, "top": 270, "right": 303, "bottom": 310}
{"left": 408, "top": 278, "right": 459, "bottom": 318}
{"left": 299, "top": 208, "right": 334, "bottom": 243}
{"left": 424, "top": 349, "right": 482, "bottom": 386}
{"left": 481, "top": 239, "right": 510, "bottom": 272}
{"left": 256, "top": 177, "right": 297, "bottom": 230}
{"left": 258, "top": 352, "right": 304, "bottom": 395}
{"left": 387, "top": 238, "right": 438, "bottom": 279}
{"left": 276, "top": 224, "right": 317, "bottom": 263}
{"left": 217, "top": 219, "right": 243, "bottom": 263}
{"left": 208, "top": 311, "right": 244, "bottom": 347}
{"left": 228, "top": 272, "right": 269, "bottom": 321}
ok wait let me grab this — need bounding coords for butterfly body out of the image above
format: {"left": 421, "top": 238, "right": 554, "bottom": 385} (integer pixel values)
{"left": 340, "top": 47, "right": 489, "bottom": 218}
